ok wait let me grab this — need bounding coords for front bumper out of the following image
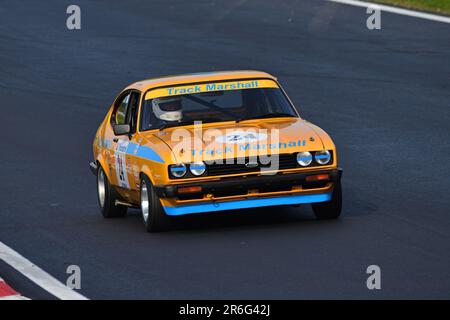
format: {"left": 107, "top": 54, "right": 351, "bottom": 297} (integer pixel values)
{"left": 155, "top": 168, "right": 342, "bottom": 197}
{"left": 157, "top": 168, "right": 342, "bottom": 216}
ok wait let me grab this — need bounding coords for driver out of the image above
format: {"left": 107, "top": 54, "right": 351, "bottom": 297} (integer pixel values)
{"left": 152, "top": 96, "right": 183, "bottom": 122}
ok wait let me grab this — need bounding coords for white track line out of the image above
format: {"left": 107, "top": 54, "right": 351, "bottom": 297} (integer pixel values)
{"left": 0, "top": 295, "right": 30, "bottom": 300}
{"left": 327, "top": 0, "right": 450, "bottom": 24}
{"left": 0, "top": 242, "right": 88, "bottom": 300}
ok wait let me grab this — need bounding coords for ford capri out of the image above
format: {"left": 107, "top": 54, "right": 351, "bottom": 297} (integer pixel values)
{"left": 90, "top": 70, "right": 342, "bottom": 232}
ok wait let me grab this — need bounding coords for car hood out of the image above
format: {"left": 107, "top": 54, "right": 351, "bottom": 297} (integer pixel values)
{"left": 141, "top": 118, "right": 327, "bottom": 163}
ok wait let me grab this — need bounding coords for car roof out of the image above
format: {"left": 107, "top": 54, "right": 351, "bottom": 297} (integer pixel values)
{"left": 125, "top": 70, "right": 277, "bottom": 92}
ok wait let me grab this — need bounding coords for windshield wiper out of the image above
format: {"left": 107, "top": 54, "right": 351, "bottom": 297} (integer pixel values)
{"left": 158, "top": 120, "right": 196, "bottom": 130}
{"left": 236, "top": 112, "right": 297, "bottom": 123}
{"left": 184, "top": 95, "right": 240, "bottom": 119}
{"left": 158, "top": 118, "right": 221, "bottom": 130}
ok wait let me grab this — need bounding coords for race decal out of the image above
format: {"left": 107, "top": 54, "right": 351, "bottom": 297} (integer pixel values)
{"left": 215, "top": 130, "right": 268, "bottom": 144}
{"left": 115, "top": 140, "right": 130, "bottom": 189}
{"left": 145, "top": 79, "right": 279, "bottom": 100}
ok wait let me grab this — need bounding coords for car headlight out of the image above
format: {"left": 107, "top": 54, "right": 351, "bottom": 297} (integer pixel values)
{"left": 189, "top": 161, "right": 206, "bottom": 176}
{"left": 169, "top": 163, "right": 187, "bottom": 178}
{"left": 315, "top": 150, "right": 331, "bottom": 165}
{"left": 297, "top": 151, "right": 313, "bottom": 166}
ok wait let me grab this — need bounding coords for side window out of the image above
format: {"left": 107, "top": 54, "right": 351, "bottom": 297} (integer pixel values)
{"left": 126, "top": 92, "right": 140, "bottom": 133}
{"left": 112, "top": 93, "right": 130, "bottom": 126}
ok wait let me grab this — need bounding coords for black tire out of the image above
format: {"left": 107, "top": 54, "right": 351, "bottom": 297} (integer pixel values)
{"left": 312, "top": 180, "right": 342, "bottom": 220}
{"left": 97, "top": 165, "right": 127, "bottom": 218}
{"left": 140, "top": 175, "right": 171, "bottom": 232}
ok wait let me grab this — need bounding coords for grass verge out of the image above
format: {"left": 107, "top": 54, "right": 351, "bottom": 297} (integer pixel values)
{"left": 370, "top": 0, "right": 450, "bottom": 15}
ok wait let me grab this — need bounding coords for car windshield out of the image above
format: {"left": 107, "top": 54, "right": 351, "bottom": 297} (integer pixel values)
{"left": 139, "top": 79, "right": 298, "bottom": 131}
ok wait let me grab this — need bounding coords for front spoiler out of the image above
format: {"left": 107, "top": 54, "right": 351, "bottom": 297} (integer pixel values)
{"left": 163, "top": 192, "right": 332, "bottom": 216}
{"left": 160, "top": 168, "right": 342, "bottom": 216}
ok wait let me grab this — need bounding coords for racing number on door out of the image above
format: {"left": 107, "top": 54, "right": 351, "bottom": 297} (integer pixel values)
{"left": 115, "top": 140, "right": 130, "bottom": 189}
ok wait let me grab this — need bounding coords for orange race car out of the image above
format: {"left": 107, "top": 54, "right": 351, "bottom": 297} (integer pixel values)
{"left": 90, "top": 70, "right": 342, "bottom": 232}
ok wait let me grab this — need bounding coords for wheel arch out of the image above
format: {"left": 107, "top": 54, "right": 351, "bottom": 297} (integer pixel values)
{"left": 96, "top": 154, "right": 112, "bottom": 182}
{"left": 139, "top": 165, "right": 157, "bottom": 186}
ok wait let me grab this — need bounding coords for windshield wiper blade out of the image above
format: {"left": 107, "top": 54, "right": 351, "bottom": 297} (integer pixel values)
{"left": 184, "top": 95, "right": 240, "bottom": 119}
{"left": 158, "top": 120, "right": 195, "bottom": 130}
{"left": 158, "top": 118, "right": 221, "bottom": 130}
{"left": 236, "top": 113, "right": 296, "bottom": 122}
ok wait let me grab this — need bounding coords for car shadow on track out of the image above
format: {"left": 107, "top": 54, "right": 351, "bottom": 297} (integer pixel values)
{"left": 122, "top": 204, "right": 341, "bottom": 233}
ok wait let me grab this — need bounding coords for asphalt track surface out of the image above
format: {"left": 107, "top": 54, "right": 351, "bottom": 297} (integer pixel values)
{"left": 0, "top": 0, "right": 449, "bottom": 299}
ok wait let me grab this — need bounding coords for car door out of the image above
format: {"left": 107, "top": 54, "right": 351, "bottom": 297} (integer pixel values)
{"left": 109, "top": 91, "right": 141, "bottom": 191}
{"left": 122, "top": 91, "right": 141, "bottom": 191}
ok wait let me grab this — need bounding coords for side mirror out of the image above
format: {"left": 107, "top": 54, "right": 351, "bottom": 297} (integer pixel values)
{"left": 113, "top": 124, "right": 130, "bottom": 136}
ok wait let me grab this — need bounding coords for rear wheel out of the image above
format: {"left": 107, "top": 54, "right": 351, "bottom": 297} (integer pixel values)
{"left": 140, "top": 175, "right": 171, "bottom": 232}
{"left": 97, "top": 165, "right": 127, "bottom": 218}
{"left": 312, "top": 180, "right": 342, "bottom": 220}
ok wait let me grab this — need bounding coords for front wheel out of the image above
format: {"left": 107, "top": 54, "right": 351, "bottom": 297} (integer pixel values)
{"left": 97, "top": 166, "right": 127, "bottom": 218}
{"left": 311, "top": 180, "right": 342, "bottom": 220}
{"left": 140, "top": 175, "right": 171, "bottom": 232}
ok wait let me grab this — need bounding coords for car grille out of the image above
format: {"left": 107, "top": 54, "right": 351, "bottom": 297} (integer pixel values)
{"left": 206, "top": 153, "right": 298, "bottom": 176}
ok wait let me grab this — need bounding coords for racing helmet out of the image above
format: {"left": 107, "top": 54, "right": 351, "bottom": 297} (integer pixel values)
{"left": 152, "top": 96, "right": 182, "bottom": 122}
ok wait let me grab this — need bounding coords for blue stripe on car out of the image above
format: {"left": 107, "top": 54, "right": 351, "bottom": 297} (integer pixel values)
{"left": 163, "top": 192, "right": 332, "bottom": 216}
{"left": 132, "top": 144, "right": 164, "bottom": 164}
{"left": 125, "top": 142, "right": 139, "bottom": 155}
